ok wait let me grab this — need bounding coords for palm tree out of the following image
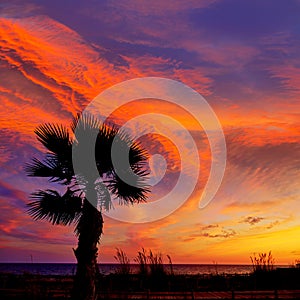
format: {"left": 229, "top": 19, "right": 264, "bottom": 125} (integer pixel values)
{"left": 25, "top": 113, "right": 150, "bottom": 300}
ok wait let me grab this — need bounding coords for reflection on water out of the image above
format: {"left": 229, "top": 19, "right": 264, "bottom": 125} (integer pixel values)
{"left": 0, "top": 263, "right": 279, "bottom": 275}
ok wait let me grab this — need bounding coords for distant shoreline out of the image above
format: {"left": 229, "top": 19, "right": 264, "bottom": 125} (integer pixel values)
{"left": 0, "top": 262, "right": 292, "bottom": 276}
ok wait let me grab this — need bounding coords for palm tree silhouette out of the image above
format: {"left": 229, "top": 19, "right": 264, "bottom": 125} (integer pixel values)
{"left": 25, "top": 113, "right": 150, "bottom": 300}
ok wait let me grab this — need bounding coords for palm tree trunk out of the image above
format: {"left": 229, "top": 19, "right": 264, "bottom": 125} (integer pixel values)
{"left": 72, "top": 197, "right": 103, "bottom": 300}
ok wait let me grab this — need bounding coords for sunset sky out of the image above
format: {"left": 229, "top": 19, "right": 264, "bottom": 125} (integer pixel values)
{"left": 0, "top": 0, "right": 299, "bottom": 264}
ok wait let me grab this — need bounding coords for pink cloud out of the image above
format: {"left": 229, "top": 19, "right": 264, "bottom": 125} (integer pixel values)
{"left": 85, "top": 0, "right": 219, "bottom": 18}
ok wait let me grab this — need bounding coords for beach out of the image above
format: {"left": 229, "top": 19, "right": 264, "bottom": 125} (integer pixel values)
{"left": 1, "top": 266, "right": 300, "bottom": 299}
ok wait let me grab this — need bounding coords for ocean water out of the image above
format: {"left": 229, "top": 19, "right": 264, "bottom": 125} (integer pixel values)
{"left": 0, "top": 263, "right": 257, "bottom": 276}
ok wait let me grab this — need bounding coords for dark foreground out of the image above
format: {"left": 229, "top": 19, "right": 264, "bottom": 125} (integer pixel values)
{"left": 1, "top": 268, "right": 300, "bottom": 299}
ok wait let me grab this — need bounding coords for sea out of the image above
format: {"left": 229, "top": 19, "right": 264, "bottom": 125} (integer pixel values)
{"left": 0, "top": 263, "right": 267, "bottom": 276}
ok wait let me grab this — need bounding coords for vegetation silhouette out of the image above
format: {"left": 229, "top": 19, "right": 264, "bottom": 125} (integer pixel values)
{"left": 250, "top": 251, "right": 275, "bottom": 273}
{"left": 25, "top": 113, "right": 150, "bottom": 300}
{"left": 114, "top": 248, "right": 131, "bottom": 275}
{"left": 113, "top": 248, "right": 174, "bottom": 290}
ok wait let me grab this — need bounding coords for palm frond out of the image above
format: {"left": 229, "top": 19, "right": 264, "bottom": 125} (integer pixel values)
{"left": 72, "top": 113, "right": 149, "bottom": 178}
{"left": 35, "top": 123, "right": 72, "bottom": 155}
{"left": 71, "top": 113, "right": 101, "bottom": 133}
{"left": 95, "top": 123, "right": 150, "bottom": 204}
{"left": 103, "top": 129, "right": 150, "bottom": 204}
{"left": 72, "top": 113, "right": 104, "bottom": 181}
{"left": 71, "top": 113, "right": 101, "bottom": 144}
{"left": 107, "top": 168, "right": 150, "bottom": 204}
{"left": 95, "top": 124, "right": 149, "bottom": 175}
{"left": 95, "top": 123, "right": 120, "bottom": 175}
{"left": 25, "top": 155, "right": 74, "bottom": 184}
{"left": 129, "top": 140, "right": 149, "bottom": 168}
{"left": 27, "top": 189, "right": 83, "bottom": 225}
